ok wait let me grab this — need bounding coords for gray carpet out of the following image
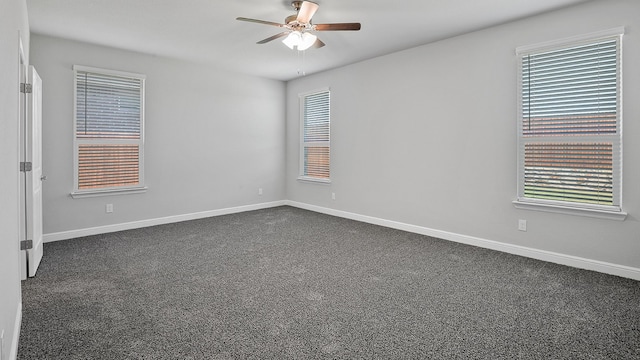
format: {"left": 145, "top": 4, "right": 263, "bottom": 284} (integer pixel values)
{"left": 18, "top": 206, "right": 640, "bottom": 359}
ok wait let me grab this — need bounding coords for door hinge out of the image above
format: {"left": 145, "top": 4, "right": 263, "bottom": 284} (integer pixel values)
{"left": 20, "top": 240, "right": 33, "bottom": 250}
{"left": 20, "top": 162, "right": 32, "bottom": 172}
{"left": 20, "top": 82, "right": 32, "bottom": 94}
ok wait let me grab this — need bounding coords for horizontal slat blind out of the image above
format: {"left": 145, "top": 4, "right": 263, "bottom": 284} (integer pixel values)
{"left": 518, "top": 35, "right": 621, "bottom": 208}
{"left": 302, "top": 90, "right": 330, "bottom": 179}
{"left": 304, "top": 91, "right": 330, "bottom": 142}
{"left": 76, "top": 71, "right": 142, "bottom": 139}
{"left": 522, "top": 40, "right": 617, "bottom": 136}
{"left": 78, "top": 145, "right": 140, "bottom": 189}
{"left": 304, "top": 147, "right": 330, "bottom": 179}
{"left": 74, "top": 67, "right": 144, "bottom": 192}
{"left": 524, "top": 143, "right": 613, "bottom": 205}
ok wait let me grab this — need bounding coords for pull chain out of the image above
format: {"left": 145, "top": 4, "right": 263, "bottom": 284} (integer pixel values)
{"left": 297, "top": 49, "right": 306, "bottom": 76}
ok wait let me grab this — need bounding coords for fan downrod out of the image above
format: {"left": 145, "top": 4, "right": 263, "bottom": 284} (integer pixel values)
{"left": 284, "top": 1, "right": 303, "bottom": 24}
{"left": 291, "top": 1, "right": 303, "bottom": 11}
{"left": 285, "top": 1, "right": 305, "bottom": 24}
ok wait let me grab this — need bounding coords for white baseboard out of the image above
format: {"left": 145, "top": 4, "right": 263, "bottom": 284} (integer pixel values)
{"left": 41, "top": 199, "right": 639, "bottom": 281}
{"left": 9, "top": 301, "right": 21, "bottom": 360}
{"left": 285, "top": 200, "right": 640, "bottom": 281}
{"left": 43, "top": 201, "right": 287, "bottom": 243}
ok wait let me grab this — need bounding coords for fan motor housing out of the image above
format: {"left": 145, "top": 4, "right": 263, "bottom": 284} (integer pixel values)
{"left": 285, "top": 14, "right": 297, "bottom": 24}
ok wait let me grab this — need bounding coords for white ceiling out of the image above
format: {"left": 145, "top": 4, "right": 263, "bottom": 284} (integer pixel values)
{"left": 26, "top": 0, "right": 593, "bottom": 81}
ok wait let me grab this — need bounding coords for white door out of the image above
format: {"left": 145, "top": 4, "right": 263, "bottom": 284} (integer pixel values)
{"left": 22, "top": 65, "right": 44, "bottom": 278}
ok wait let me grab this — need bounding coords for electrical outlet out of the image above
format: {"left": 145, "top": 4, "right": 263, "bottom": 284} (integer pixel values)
{"left": 518, "top": 219, "right": 527, "bottom": 231}
{"left": 258, "top": 188, "right": 263, "bottom": 195}
{"left": 106, "top": 204, "right": 114, "bottom": 213}
{"left": 331, "top": 192, "right": 336, "bottom": 200}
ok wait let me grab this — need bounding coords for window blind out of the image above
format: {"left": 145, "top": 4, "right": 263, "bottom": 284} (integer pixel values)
{"left": 523, "top": 143, "right": 613, "bottom": 204}
{"left": 522, "top": 40, "right": 617, "bottom": 137}
{"left": 74, "top": 67, "right": 144, "bottom": 192}
{"left": 78, "top": 144, "right": 140, "bottom": 189}
{"left": 304, "top": 147, "right": 330, "bottom": 179}
{"left": 518, "top": 35, "right": 621, "bottom": 208}
{"left": 302, "top": 90, "right": 330, "bottom": 179}
{"left": 76, "top": 72, "right": 142, "bottom": 139}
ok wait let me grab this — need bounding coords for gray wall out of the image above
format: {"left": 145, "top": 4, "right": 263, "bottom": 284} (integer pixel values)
{"left": 0, "top": 1, "right": 29, "bottom": 358}
{"left": 286, "top": 0, "right": 640, "bottom": 270}
{"left": 30, "top": 35, "right": 286, "bottom": 236}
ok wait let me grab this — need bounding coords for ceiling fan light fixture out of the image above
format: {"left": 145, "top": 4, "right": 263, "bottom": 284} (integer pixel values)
{"left": 237, "top": 1, "right": 361, "bottom": 51}
{"left": 282, "top": 31, "right": 301, "bottom": 49}
{"left": 282, "top": 31, "right": 317, "bottom": 50}
{"left": 298, "top": 32, "right": 317, "bottom": 50}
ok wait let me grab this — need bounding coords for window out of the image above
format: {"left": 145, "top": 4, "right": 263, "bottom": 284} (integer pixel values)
{"left": 514, "top": 28, "right": 625, "bottom": 220}
{"left": 72, "top": 65, "right": 146, "bottom": 197}
{"left": 299, "top": 89, "right": 330, "bottom": 182}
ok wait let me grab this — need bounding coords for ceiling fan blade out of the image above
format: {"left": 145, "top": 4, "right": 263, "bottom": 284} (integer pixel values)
{"left": 296, "top": 1, "right": 319, "bottom": 24}
{"left": 314, "top": 23, "right": 361, "bottom": 31}
{"left": 313, "top": 38, "right": 325, "bottom": 49}
{"left": 257, "top": 32, "right": 290, "bottom": 44}
{"left": 236, "top": 17, "right": 284, "bottom": 28}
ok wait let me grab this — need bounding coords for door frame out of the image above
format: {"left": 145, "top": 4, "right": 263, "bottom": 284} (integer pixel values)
{"left": 18, "top": 38, "right": 27, "bottom": 280}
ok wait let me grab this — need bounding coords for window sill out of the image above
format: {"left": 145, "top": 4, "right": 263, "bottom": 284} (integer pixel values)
{"left": 513, "top": 199, "right": 627, "bottom": 221}
{"left": 71, "top": 186, "right": 148, "bottom": 199}
{"left": 297, "top": 176, "right": 331, "bottom": 185}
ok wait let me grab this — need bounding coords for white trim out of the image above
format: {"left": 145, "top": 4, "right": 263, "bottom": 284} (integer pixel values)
{"left": 9, "top": 301, "right": 22, "bottom": 360}
{"left": 298, "top": 87, "right": 331, "bottom": 99}
{"left": 42, "top": 199, "right": 640, "bottom": 280}
{"left": 513, "top": 199, "right": 627, "bottom": 221}
{"left": 284, "top": 200, "right": 640, "bottom": 281}
{"left": 72, "top": 65, "right": 146, "bottom": 80}
{"left": 299, "top": 88, "right": 331, "bottom": 181}
{"left": 43, "top": 201, "right": 287, "bottom": 243}
{"left": 71, "top": 186, "right": 148, "bottom": 199}
{"left": 516, "top": 26, "right": 625, "bottom": 55}
{"left": 516, "top": 30, "right": 624, "bottom": 216}
{"left": 297, "top": 176, "right": 331, "bottom": 184}
{"left": 72, "top": 65, "right": 146, "bottom": 194}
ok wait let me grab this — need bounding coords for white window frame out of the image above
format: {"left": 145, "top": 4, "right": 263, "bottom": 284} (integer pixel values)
{"left": 513, "top": 28, "right": 626, "bottom": 220}
{"left": 298, "top": 88, "right": 331, "bottom": 184}
{"left": 71, "top": 65, "right": 147, "bottom": 198}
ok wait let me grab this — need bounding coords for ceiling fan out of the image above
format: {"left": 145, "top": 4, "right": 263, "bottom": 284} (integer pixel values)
{"left": 236, "top": 1, "right": 361, "bottom": 51}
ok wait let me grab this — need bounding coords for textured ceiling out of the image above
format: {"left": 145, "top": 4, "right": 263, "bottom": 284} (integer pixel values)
{"left": 26, "top": 0, "right": 593, "bottom": 81}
